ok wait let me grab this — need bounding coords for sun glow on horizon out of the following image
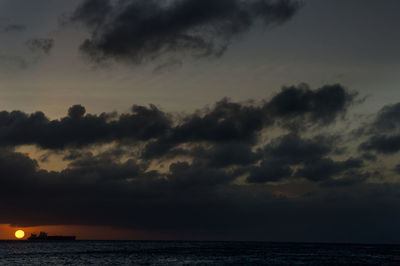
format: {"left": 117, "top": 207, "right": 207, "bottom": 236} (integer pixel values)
{"left": 15, "top": 230, "right": 25, "bottom": 239}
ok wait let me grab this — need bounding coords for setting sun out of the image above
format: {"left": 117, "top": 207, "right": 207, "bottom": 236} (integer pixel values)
{"left": 15, "top": 230, "right": 25, "bottom": 239}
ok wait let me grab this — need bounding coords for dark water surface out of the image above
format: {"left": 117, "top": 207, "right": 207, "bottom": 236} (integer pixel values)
{"left": 1, "top": 241, "right": 399, "bottom": 265}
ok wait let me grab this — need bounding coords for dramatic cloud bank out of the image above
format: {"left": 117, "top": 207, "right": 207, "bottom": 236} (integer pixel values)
{"left": 70, "top": 0, "right": 302, "bottom": 63}
{"left": 0, "top": 104, "right": 170, "bottom": 149}
{"left": 1, "top": 83, "right": 400, "bottom": 242}
{"left": 0, "top": 84, "right": 351, "bottom": 149}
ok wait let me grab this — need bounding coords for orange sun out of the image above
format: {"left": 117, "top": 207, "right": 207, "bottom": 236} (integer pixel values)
{"left": 15, "top": 230, "right": 25, "bottom": 239}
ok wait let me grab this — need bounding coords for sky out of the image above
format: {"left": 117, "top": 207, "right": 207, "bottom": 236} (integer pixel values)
{"left": 0, "top": 0, "right": 400, "bottom": 242}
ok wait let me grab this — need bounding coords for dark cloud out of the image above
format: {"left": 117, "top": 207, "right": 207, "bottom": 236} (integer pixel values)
{"left": 68, "top": 104, "right": 86, "bottom": 119}
{"left": 171, "top": 99, "right": 268, "bottom": 142}
{"left": 361, "top": 153, "right": 377, "bottom": 161}
{"left": 64, "top": 152, "right": 144, "bottom": 182}
{"left": 191, "top": 141, "right": 261, "bottom": 168}
{"left": 0, "top": 83, "right": 357, "bottom": 173}
{"left": 266, "top": 83, "right": 357, "bottom": 128}
{"left": 359, "top": 135, "right": 400, "bottom": 154}
{"left": 0, "top": 148, "right": 237, "bottom": 234}
{"left": 0, "top": 84, "right": 354, "bottom": 151}
{"left": 246, "top": 134, "right": 322, "bottom": 183}
{"left": 1, "top": 147, "right": 400, "bottom": 242}
{"left": 143, "top": 84, "right": 355, "bottom": 158}
{"left": 70, "top": 0, "right": 302, "bottom": 64}
{"left": 371, "top": 102, "right": 400, "bottom": 132}
{"left": 71, "top": 0, "right": 112, "bottom": 28}
{"left": 142, "top": 98, "right": 270, "bottom": 158}
{"left": 245, "top": 134, "right": 362, "bottom": 184}
{"left": 394, "top": 164, "right": 400, "bottom": 175}
{"left": 294, "top": 158, "right": 364, "bottom": 182}
{"left": 263, "top": 133, "right": 334, "bottom": 164}
{"left": 0, "top": 104, "right": 171, "bottom": 149}
{"left": 358, "top": 102, "right": 400, "bottom": 154}
{"left": 26, "top": 38, "right": 55, "bottom": 54}
{"left": 320, "top": 171, "right": 370, "bottom": 187}
{"left": 167, "top": 161, "right": 234, "bottom": 188}
{"left": 247, "top": 159, "right": 292, "bottom": 183}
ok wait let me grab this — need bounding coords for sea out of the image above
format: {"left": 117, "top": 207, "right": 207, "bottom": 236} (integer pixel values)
{"left": 1, "top": 241, "right": 400, "bottom": 265}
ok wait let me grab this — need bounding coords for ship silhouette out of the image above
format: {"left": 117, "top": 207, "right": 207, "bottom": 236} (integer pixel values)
{"left": 27, "top": 232, "right": 76, "bottom": 241}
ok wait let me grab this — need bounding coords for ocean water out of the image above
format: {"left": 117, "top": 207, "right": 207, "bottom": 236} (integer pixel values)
{"left": 1, "top": 241, "right": 399, "bottom": 265}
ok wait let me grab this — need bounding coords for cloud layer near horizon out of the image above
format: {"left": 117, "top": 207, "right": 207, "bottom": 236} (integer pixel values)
{"left": 1, "top": 83, "right": 400, "bottom": 242}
